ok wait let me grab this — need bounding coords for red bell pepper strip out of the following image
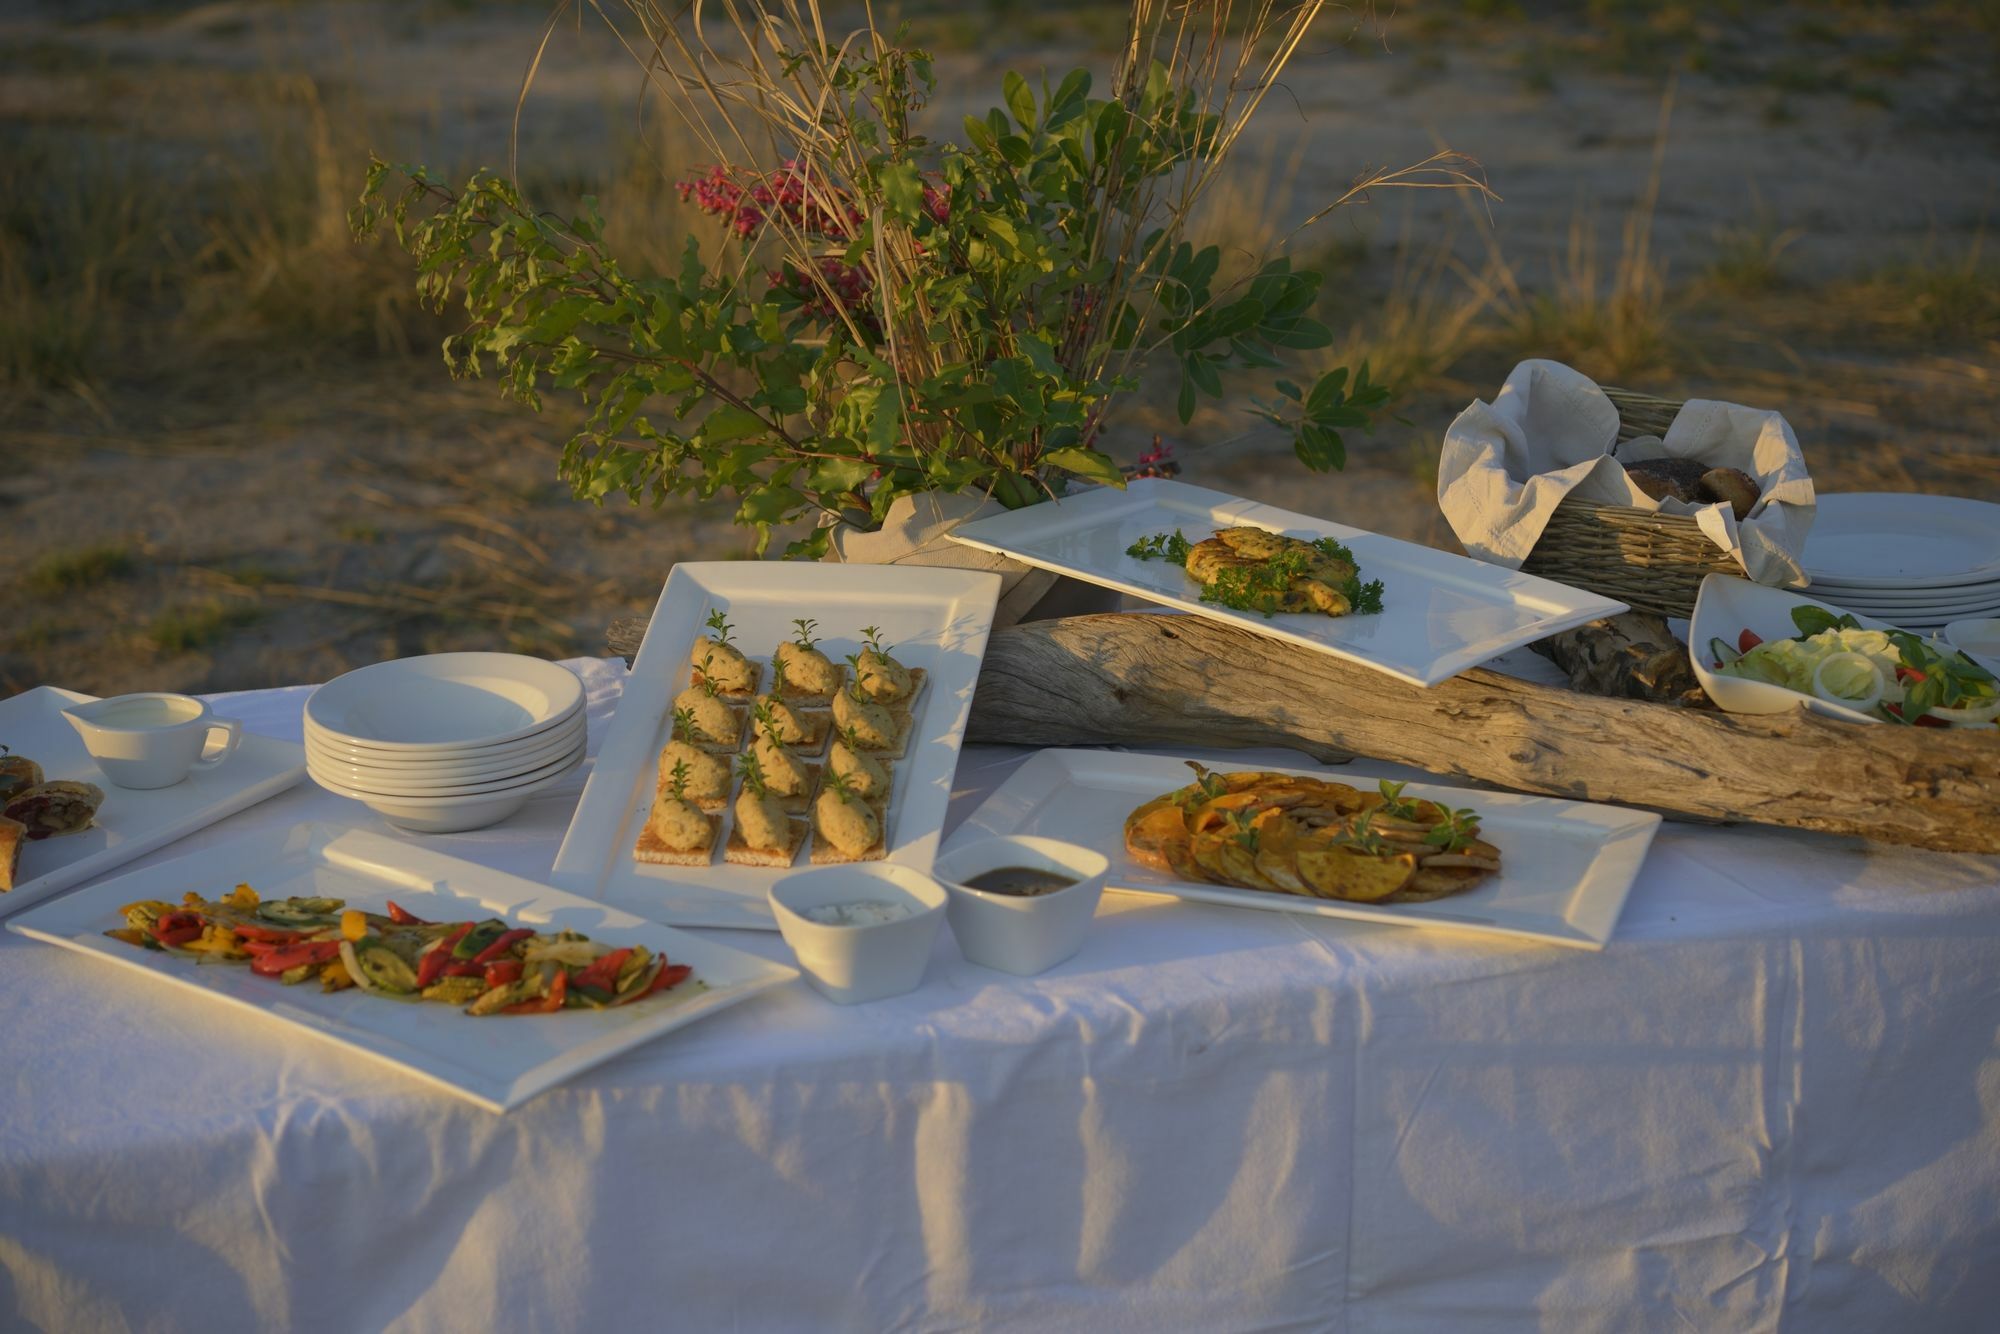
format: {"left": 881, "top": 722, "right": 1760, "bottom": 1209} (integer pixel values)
{"left": 151, "top": 912, "right": 206, "bottom": 948}
{"left": 1737, "top": 628, "right": 1763, "bottom": 653}
{"left": 233, "top": 923, "right": 309, "bottom": 945}
{"left": 500, "top": 968, "right": 567, "bottom": 1015}
{"left": 415, "top": 923, "right": 476, "bottom": 990}
{"left": 439, "top": 960, "right": 488, "bottom": 979}
{"left": 483, "top": 959, "right": 523, "bottom": 990}
{"left": 1896, "top": 666, "right": 1926, "bottom": 684}
{"left": 471, "top": 928, "right": 534, "bottom": 966}
{"left": 386, "top": 901, "right": 431, "bottom": 926}
{"left": 572, "top": 947, "right": 634, "bottom": 995}
{"left": 647, "top": 963, "right": 693, "bottom": 995}
{"left": 250, "top": 939, "right": 343, "bottom": 977}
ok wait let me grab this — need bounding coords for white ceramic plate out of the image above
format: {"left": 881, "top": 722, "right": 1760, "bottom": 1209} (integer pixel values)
{"left": 308, "top": 739, "right": 586, "bottom": 798}
{"left": 1809, "top": 587, "right": 2000, "bottom": 615}
{"left": 945, "top": 478, "right": 1627, "bottom": 687}
{"left": 311, "top": 747, "right": 583, "bottom": 807}
{"left": 0, "top": 687, "right": 306, "bottom": 920}
{"left": 306, "top": 653, "right": 584, "bottom": 751}
{"left": 304, "top": 703, "right": 584, "bottom": 766}
{"left": 551, "top": 561, "right": 1001, "bottom": 930}
{"left": 1686, "top": 573, "right": 1978, "bottom": 723}
{"left": 1800, "top": 493, "right": 2000, "bottom": 589}
{"left": 6, "top": 824, "right": 796, "bottom": 1112}
{"left": 303, "top": 716, "right": 585, "bottom": 782}
{"left": 942, "top": 749, "right": 1660, "bottom": 949}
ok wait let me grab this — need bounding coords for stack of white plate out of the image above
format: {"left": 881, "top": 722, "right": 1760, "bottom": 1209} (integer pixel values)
{"left": 1802, "top": 493, "right": 2000, "bottom": 632}
{"left": 304, "top": 653, "right": 586, "bottom": 833}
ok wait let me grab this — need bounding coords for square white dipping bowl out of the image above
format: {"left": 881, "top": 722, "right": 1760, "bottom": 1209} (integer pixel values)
{"left": 932, "top": 835, "right": 1109, "bottom": 977}
{"left": 767, "top": 864, "right": 949, "bottom": 1004}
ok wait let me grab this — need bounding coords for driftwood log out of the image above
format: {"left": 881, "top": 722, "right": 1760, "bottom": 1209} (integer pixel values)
{"left": 607, "top": 613, "right": 2000, "bottom": 852}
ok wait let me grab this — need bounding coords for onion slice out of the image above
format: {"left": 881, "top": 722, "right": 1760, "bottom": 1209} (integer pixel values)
{"left": 1810, "top": 652, "right": 1885, "bottom": 713}
{"left": 1922, "top": 697, "right": 2000, "bottom": 726}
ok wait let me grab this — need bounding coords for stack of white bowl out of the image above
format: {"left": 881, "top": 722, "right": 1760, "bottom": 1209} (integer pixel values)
{"left": 304, "top": 653, "right": 586, "bottom": 833}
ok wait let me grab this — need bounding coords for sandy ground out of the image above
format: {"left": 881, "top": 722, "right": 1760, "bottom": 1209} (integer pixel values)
{"left": 2, "top": 1, "right": 1996, "bottom": 696}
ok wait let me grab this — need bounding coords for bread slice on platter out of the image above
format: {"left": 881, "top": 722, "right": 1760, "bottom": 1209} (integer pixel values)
{"left": 0, "top": 814, "right": 25, "bottom": 891}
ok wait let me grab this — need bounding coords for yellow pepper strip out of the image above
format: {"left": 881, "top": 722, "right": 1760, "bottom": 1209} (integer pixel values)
{"left": 225, "top": 882, "right": 259, "bottom": 909}
{"left": 119, "top": 900, "right": 174, "bottom": 928}
{"left": 182, "top": 924, "right": 247, "bottom": 958}
{"left": 340, "top": 909, "right": 368, "bottom": 942}
{"left": 320, "top": 958, "right": 355, "bottom": 992}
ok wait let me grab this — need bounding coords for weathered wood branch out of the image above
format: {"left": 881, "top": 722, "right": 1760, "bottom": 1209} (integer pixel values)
{"left": 608, "top": 613, "right": 2000, "bottom": 852}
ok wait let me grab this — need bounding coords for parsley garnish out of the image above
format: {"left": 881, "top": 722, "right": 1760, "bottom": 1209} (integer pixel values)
{"left": 1127, "top": 530, "right": 1193, "bottom": 564}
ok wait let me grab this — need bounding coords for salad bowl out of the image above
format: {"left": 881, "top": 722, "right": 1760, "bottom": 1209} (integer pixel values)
{"left": 1690, "top": 575, "right": 1998, "bottom": 727}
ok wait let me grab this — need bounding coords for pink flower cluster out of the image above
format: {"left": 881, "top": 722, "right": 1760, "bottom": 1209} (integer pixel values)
{"left": 768, "top": 257, "right": 874, "bottom": 326}
{"left": 1126, "top": 435, "right": 1179, "bottom": 480}
{"left": 676, "top": 160, "right": 862, "bottom": 240}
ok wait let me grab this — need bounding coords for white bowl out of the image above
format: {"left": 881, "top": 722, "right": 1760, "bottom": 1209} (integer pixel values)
{"left": 1691, "top": 574, "right": 1915, "bottom": 724}
{"left": 1943, "top": 618, "right": 2000, "bottom": 675}
{"left": 312, "top": 749, "right": 583, "bottom": 833}
{"left": 305, "top": 653, "right": 584, "bottom": 752}
{"left": 307, "top": 739, "right": 585, "bottom": 798}
{"left": 304, "top": 714, "right": 585, "bottom": 781}
{"left": 767, "top": 864, "right": 949, "bottom": 1005}
{"left": 932, "top": 835, "right": 1109, "bottom": 976}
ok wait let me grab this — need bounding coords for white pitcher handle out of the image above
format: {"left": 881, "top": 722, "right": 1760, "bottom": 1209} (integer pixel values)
{"left": 189, "top": 717, "right": 243, "bottom": 773}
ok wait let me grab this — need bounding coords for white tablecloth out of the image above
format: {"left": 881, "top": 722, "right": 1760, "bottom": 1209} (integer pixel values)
{"left": 3, "top": 658, "right": 1997, "bottom": 1332}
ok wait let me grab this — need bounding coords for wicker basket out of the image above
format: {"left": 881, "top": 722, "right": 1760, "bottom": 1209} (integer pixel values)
{"left": 1518, "top": 388, "right": 1746, "bottom": 620}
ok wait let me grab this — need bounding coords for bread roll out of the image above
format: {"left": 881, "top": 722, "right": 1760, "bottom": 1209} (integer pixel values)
{"left": 1697, "top": 466, "right": 1762, "bottom": 521}
{"left": 1622, "top": 457, "right": 1708, "bottom": 504}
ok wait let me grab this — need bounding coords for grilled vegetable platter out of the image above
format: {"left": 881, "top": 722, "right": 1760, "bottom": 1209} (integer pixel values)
{"left": 106, "top": 881, "right": 699, "bottom": 1016}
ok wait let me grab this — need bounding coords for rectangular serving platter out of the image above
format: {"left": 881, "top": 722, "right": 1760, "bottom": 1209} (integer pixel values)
{"left": 942, "top": 749, "right": 1661, "bottom": 949}
{"left": 946, "top": 478, "right": 1628, "bottom": 686}
{"left": 0, "top": 686, "right": 307, "bottom": 919}
{"left": 552, "top": 561, "right": 1002, "bottom": 929}
{"left": 7, "top": 824, "right": 798, "bottom": 1113}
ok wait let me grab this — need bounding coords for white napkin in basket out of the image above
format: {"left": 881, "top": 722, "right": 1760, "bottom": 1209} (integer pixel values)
{"left": 1436, "top": 359, "right": 1816, "bottom": 587}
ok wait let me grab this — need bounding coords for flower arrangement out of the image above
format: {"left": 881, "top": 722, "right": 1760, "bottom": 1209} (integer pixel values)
{"left": 352, "top": 0, "right": 1483, "bottom": 556}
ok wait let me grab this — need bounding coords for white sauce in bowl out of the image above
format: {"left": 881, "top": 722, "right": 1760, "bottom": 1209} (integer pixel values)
{"left": 800, "top": 900, "right": 912, "bottom": 927}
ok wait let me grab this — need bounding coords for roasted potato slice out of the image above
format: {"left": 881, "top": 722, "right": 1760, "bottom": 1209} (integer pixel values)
{"left": 1124, "top": 798, "right": 1190, "bottom": 870}
{"left": 1251, "top": 815, "right": 1310, "bottom": 894}
{"left": 1214, "top": 835, "right": 1280, "bottom": 891}
{"left": 1188, "top": 830, "right": 1238, "bottom": 883}
{"left": 1159, "top": 827, "right": 1213, "bottom": 884}
{"left": 1295, "top": 845, "right": 1417, "bottom": 902}
{"left": 1394, "top": 865, "right": 1489, "bottom": 902}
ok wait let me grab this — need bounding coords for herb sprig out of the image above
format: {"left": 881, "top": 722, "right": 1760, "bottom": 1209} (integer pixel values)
{"left": 1423, "top": 806, "right": 1481, "bottom": 853}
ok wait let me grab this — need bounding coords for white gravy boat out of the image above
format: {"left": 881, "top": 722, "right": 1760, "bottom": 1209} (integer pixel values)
{"left": 62, "top": 693, "right": 243, "bottom": 789}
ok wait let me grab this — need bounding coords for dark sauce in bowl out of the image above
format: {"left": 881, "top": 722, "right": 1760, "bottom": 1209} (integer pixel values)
{"left": 961, "top": 866, "right": 1077, "bottom": 898}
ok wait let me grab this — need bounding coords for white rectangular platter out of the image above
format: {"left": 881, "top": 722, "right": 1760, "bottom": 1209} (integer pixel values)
{"left": 943, "top": 749, "right": 1661, "bottom": 948}
{"left": 7, "top": 824, "right": 797, "bottom": 1113}
{"left": 552, "top": 561, "right": 1002, "bottom": 930}
{"left": 946, "top": 478, "right": 1627, "bottom": 686}
{"left": 0, "top": 686, "right": 307, "bottom": 919}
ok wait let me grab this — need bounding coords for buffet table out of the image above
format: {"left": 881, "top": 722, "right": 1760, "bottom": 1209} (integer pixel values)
{"left": 4, "top": 657, "right": 1998, "bottom": 1332}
